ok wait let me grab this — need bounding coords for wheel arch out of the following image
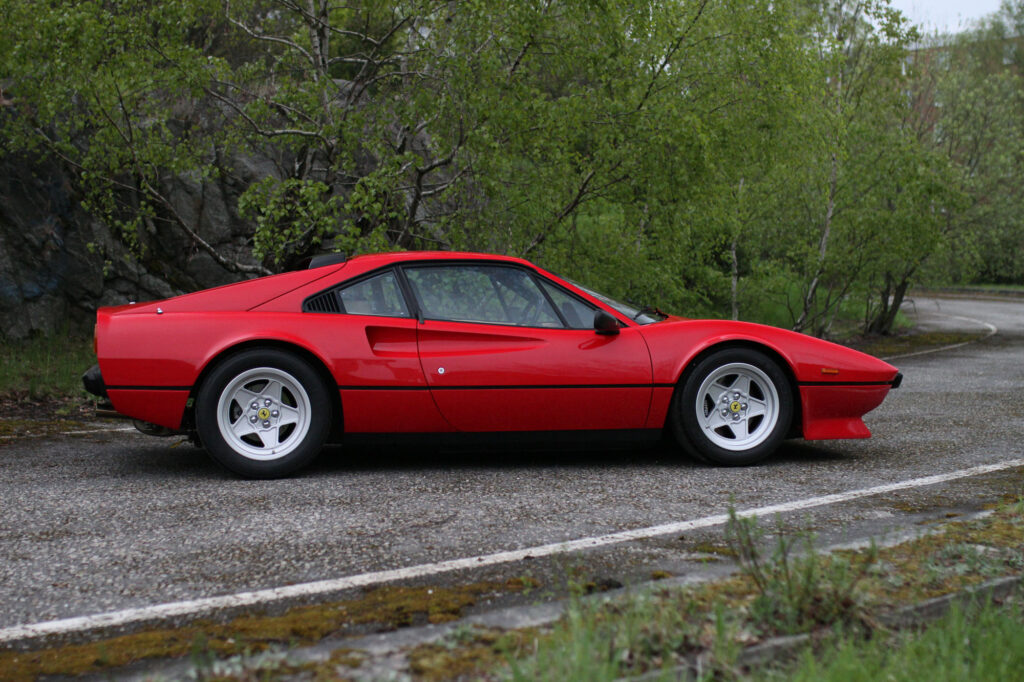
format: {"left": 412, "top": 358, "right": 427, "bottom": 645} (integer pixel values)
{"left": 671, "top": 340, "right": 803, "bottom": 438}
{"left": 183, "top": 339, "right": 343, "bottom": 439}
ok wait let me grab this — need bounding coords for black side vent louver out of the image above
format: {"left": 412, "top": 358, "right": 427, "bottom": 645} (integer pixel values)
{"left": 303, "top": 290, "right": 341, "bottom": 313}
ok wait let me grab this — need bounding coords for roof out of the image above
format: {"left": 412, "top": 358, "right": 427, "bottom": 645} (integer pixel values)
{"left": 338, "top": 250, "right": 535, "bottom": 268}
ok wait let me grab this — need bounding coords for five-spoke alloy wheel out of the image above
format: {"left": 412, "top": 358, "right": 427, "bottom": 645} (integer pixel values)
{"left": 671, "top": 347, "right": 792, "bottom": 465}
{"left": 196, "top": 349, "right": 331, "bottom": 478}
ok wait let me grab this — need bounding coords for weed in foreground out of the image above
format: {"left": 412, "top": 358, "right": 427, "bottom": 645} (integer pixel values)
{"left": 724, "top": 509, "right": 878, "bottom": 635}
{"left": 186, "top": 644, "right": 295, "bottom": 681}
{"left": 502, "top": 587, "right": 743, "bottom": 682}
{"left": 755, "top": 600, "right": 1024, "bottom": 682}
{"left": 494, "top": 504, "right": 1024, "bottom": 681}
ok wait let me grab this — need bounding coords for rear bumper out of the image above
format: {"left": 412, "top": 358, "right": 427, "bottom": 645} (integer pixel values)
{"left": 82, "top": 364, "right": 107, "bottom": 398}
{"left": 105, "top": 388, "right": 190, "bottom": 430}
{"left": 83, "top": 363, "right": 188, "bottom": 429}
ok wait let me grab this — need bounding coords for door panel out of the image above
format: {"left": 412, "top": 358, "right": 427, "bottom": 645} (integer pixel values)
{"left": 417, "top": 321, "right": 653, "bottom": 431}
{"left": 312, "top": 316, "right": 450, "bottom": 433}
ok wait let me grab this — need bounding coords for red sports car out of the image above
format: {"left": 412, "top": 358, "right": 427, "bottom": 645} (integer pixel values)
{"left": 83, "top": 251, "right": 901, "bottom": 478}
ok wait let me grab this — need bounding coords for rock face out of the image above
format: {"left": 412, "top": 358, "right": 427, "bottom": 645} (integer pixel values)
{"left": 0, "top": 152, "right": 266, "bottom": 341}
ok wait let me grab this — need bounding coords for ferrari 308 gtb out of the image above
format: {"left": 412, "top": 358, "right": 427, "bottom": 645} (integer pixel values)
{"left": 83, "top": 251, "right": 901, "bottom": 478}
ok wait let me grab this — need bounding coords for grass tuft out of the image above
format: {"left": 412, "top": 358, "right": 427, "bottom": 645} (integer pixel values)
{"left": 756, "top": 601, "right": 1024, "bottom": 682}
{"left": 0, "top": 332, "right": 95, "bottom": 401}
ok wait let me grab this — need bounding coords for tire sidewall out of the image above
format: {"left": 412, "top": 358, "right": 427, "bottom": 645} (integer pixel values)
{"left": 671, "top": 347, "right": 792, "bottom": 466}
{"left": 196, "top": 349, "right": 332, "bottom": 478}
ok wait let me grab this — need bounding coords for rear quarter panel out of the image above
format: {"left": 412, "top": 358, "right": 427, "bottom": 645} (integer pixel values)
{"left": 97, "top": 310, "right": 442, "bottom": 431}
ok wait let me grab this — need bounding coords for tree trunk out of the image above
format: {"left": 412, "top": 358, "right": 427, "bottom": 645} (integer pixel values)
{"left": 730, "top": 236, "right": 739, "bottom": 321}
{"left": 794, "top": 151, "right": 838, "bottom": 333}
{"left": 731, "top": 177, "right": 744, "bottom": 321}
{"left": 867, "top": 271, "right": 912, "bottom": 335}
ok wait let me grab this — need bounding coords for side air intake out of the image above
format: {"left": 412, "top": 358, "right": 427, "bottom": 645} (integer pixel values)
{"left": 303, "top": 291, "right": 341, "bottom": 313}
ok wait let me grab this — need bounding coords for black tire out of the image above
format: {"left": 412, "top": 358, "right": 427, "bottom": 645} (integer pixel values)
{"left": 670, "top": 347, "right": 792, "bottom": 466}
{"left": 195, "top": 349, "right": 332, "bottom": 478}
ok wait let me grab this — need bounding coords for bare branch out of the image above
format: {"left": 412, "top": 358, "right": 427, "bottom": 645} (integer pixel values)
{"left": 418, "top": 168, "right": 469, "bottom": 198}
{"left": 636, "top": 0, "right": 710, "bottom": 113}
{"left": 522, "top": 169, "right": 597, "bottom": 257}
{"left": 204, "top": 86, "right": 327, "bottom": 143}
{"left": 145, "top": 181, "right": 272, "bottom": 276}
{"left": 508, "top": 38, "right": 534, "bottom": 79}
{"left": 32, "top": 128, "right": 138, "bottom": 193}
{"left": 224, "top": 0, "right": 315, "bottom": 67}
{"left": 44, "top": 99, "right": 270, "bottom": 277}
{"left": 329, "top": 13, "right": 412, "bottom": 48}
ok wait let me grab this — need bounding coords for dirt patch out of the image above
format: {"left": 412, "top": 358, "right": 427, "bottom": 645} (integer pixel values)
{"left": 0, "top": 395, "right": 115, "bottom": 442}
{"left": 845, "top": 330, "right": 988, "bottom": 358}
{"left": 0, "top": 418, "right": 92, "bottom": 440}
{"left": 0, "top": 395, "right": 99, "bottom": 425}
{"left": 912, "top": 287, "right": 1024, "bottom": 300}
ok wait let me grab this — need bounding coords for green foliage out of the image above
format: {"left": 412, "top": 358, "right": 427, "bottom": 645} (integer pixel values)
{"left": 2, "top": 0, "right": 1020, "bottom": 332}
{"left": 914, "top": 3, "right": 1024, "bottom": 288}
{"left": 239, "top": 177, "right": 346, "bottom": 269}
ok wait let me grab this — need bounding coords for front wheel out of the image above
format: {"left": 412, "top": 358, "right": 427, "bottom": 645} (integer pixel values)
{"left": 195, "top": 349, "right": 332, "bottom": 478}
{"left": 671, "top": 348, "right": 792, "bottom": 466}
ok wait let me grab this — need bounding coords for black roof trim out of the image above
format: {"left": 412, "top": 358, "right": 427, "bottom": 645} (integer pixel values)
{"left": 308, "top": 253, "right": 348, "bottom": 269}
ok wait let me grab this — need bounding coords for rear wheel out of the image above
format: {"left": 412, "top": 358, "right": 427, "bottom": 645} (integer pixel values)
{"left": 671, "top": 348, "right": 792, "bottom": 466}
{"left": 196, "top": 349, "right": 331, "bottom": 478}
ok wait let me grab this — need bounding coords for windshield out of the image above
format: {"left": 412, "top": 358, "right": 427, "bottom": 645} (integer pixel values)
{"left": 566, "top": 279, "right": 665, "bottom": 325}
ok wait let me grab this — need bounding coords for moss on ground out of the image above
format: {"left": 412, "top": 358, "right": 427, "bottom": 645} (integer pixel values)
{"left": 407, "top": 627, "right": 539, "bottom": 681}
{"left": 0, "top": 418, "right": 88, "bottom": 440}
{"left": 0, "top": 578, "right": 538, "bottom": 682}
{"left": 688, "top": 541, "right": 738, "bottom": 559}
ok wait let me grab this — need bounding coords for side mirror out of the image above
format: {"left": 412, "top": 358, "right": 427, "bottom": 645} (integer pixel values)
{"left": 594, "top": 310, "right": 620, "bottom": 335}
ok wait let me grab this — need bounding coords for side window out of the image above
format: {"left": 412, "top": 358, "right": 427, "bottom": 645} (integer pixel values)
{"left": 538, "top": 279, "right": 598, "bottom": 329}
{"left": 404, "top": 265, "right": 562, "bottom": 327}
{"left": 338, "top": 270, "right": 409, "bottom": 318}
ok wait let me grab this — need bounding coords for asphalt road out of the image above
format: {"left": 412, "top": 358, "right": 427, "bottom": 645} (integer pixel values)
{"left": 2, "top": 295, "right": 1023, "bottom": 635}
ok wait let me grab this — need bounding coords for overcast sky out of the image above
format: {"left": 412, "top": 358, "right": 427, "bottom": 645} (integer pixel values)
{"left": 888, "top": 0, "right": 1007, "bottom": 33}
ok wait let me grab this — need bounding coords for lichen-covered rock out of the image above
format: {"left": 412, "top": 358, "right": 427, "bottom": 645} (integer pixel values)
{"left": 0, "top": 150, "right": 265, "bottom": 341}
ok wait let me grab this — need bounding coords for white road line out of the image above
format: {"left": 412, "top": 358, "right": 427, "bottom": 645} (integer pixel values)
{"left": 61, "top": 426, "right": 136, "bottom": 436}
{"left": 883, "top": 314, "right": 998, "bottom": 361}
{"left": 3, "top": 457, "right": 1023, "bottom": 645}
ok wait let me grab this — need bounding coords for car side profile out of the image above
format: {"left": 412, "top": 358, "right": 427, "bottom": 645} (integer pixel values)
{"left": 83, "top": 251, "right": 901, "bottom": 478}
